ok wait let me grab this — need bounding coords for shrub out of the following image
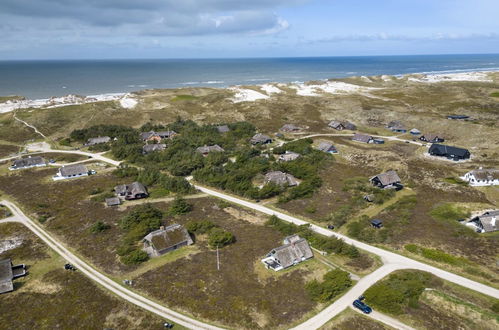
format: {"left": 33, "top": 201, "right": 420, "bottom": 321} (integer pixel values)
{"left": 121, "top": 250, "right": 149, "bottom": 265}
{"left": 186, "top": 220, "right": 217, "bottom": 234}
{"left": 91, "top": 191, "right": 116, "bottom": 203}
{"left": 119, "top": 204, "right": 163, "bottom": 231}
{"left": 491, "top": 301, "right": 499, "bottom": 313}
{"left": 168, "top": 197, "right": 193, "bottom": 215}
{"left": 208, "top": 228, "right": 235, "bottom": 249}
{"left": 404, "top": 244, "right": 419, "bottom": 254}
{"left": 306, "top": 269, "right": 352, "bottom": 302}
{"left": 89, "top": 187, "right": 103, "bottom": 195}
{"left": 113, "top": 165, "right": 139, "bottom": 179}
{"left": 160, "top": 176, "right": 194, "bottom": 195}
{"left": 89, "top": 221, "right": 111, "bottom": 234}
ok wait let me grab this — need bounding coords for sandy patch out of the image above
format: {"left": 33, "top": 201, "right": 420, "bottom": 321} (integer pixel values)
{"left": 229, "top": 87, "right": 269, "bottom": 103}
{"left": 222, "top": 207, "right": 266, "bottom": 225}
{"left": 289, "top": 81, "right": 378, "bottom": 96}
{"left": 119, "top": 93, "right": 138, "bottom": 109}
{"left": 259, "top": 84, "right": 282, "bottom": 95}
{"left": 0, "top": 237, "right": 23, "bottom": 253}
{"left": 407, "top": 71, "right": 493, "bottom": 83}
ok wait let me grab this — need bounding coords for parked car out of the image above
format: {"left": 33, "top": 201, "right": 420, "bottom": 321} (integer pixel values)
{"left": 327, "top": 225, "right": 335, "bottom": 230}
{"left": 64, "top": 263, "right": 76, "bottom": 271}
{"left": 163, "top": 322, "right": 174, "bottom": 328}
{"left": 353, "top": 299, "right": 372, "bottom": 314}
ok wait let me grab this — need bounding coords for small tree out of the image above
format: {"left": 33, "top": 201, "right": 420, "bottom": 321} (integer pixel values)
{"left": 169, "top": 197, "right": 193, "bottom": 215}
{"left": 89, "top": 221, "right": 111, "bottom": 234}
{"left": 121, "top": 250, "right": 149, "bottom": 265}
{"left": 208, "top": 228, "right": 235, "bottom": 249}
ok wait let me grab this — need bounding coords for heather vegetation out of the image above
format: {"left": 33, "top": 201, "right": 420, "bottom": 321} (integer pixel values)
{"left": 306, "top": 268, "right": 352, "bottom": 302}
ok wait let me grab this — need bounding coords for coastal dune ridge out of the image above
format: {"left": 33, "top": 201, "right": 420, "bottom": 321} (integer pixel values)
{"left": 0, "top": 69, "right": 497, "bottom": 112}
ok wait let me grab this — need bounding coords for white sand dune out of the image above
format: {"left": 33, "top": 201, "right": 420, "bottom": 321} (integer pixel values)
{"left": 0, "top": 92, "right": 133, "bottom": 113}
{"left": 289, "top": 81, "right": 376, "bottom": 96}
{"left": 259, "top": 84, "right": 282, "bottom": 95}
{"left": 407, "top": 71, "right": 492, "bottom": 83}
{"left": 229, "top": 87, "right": 269, "bottom": 103}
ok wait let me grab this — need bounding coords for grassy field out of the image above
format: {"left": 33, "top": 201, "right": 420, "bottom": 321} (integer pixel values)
{"left": 0, "top": 144, "right": 19, "bottom": 158}
{"left": 0, "top": 222, "right": 177, "bottom": 329}
{"left": 363, "top": 270, "right": 499, "bottom": 330}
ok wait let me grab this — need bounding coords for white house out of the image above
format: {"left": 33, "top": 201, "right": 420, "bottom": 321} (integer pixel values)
{"left": 53, "top": 164, "right": 89, "bottom": 181}
{"left": 461, "top": 168, "right": 499, "bottom": 187}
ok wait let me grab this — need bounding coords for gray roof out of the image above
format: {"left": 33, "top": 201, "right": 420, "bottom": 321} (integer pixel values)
{"left": 115, "top": 182, "right": 148, "bottom": 197}
{"left": 371, "top": 170, "right": 401, "bottom": 186}
{"left": 140, "top": 131, "right": 157, "bottom": 140}
{"left": 280, "top": 124, "right": 301, "bottom": 132}
{"left": 143, "top": 144, "right": 166, "bottom": 153}
{"left": 217, "top": 125, "right": 230, "bottom": 133}
{"left": 410, "top": 128, "right": 421, "bottom": 134}
{"left": 475, "top": 210, "right": 499, "bottom": 233}
{"left": 278, "top": 151, "right": 301, "bottom": 162}
{"left": 264, "top": 171, "right": 298, "bottom": 186}
{"left": 352, "top": 133, "right": 372, "bottom": 143}
{"left": 328, "top": 120, "right": 343, "bottom": 129}
{"left": 59, "top": 164, "right": 88, "bottom": 177}
{"left": 250, "top": 133, "right": 272, "bottom": 144}
{"left": 270, "top": 236, "right": 313, "bottom": 269}
{"left": 0, "top": 259, "right": 13, "bottom": 294}
{"left": 156, "top": 131, "right": 177, "bottom": 138}
{"left": 86, "top": 136, "right": 111, "bottom": 145}
{"left": 105, "top": 197, "right": 121, "bottom": 206}
{"left": 196, "top": 144, "right": 225, "bottom": 154}
{"left": 144, "top": 224, "right": 193, "bottom": 254}
{"left": 317, "top": 141, "right": 336, "bottom": 153}
{"left": 12, "top": 156, "right": 46, "bottom": 168}
{"left": 421, "top": 133, "right": 444, "bottom": 142}
{"left": 469, "top": 169, "right": 499, "bottom": 181}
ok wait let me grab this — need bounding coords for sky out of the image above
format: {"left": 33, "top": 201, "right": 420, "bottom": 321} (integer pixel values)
{"left": 1, "top": 0, "right": 499, "bottom": 59}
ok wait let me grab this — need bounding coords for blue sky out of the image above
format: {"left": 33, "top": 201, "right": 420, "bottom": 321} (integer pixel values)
{"left": 0, "top": 0, "right": 498, "bottom": 59}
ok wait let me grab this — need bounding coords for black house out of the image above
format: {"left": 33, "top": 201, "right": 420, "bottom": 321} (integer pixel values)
{"left": 428, "top": 144, "right": 470, "bottom": 161}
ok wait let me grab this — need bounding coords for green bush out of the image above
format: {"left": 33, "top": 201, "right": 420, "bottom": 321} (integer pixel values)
{"left": 208, "top": 228, "right": 235, "bottom": 249}
{"left": 89, "top": 187, "right": 103, "bottom": 195}
{"left": 113, "top": 165, "right": 139, "bottom": 178}
{"left": 491, "top": 301, "right": 499, "bottom": 313}
{"left": 89, "top": 221, "right": 111, "bottom": 234}
{"left": 186, "top": 220, "right": 217, "bottom": 234}
{"left": 168, "top": 197, "right": 193, "bottom": 215}
{"left": 121, "top": 250, "right": 149, "bottom": 265}
{"left": 119, "top": 203, "right": 163, "bottom": 231}
{"left": 404, "top": 244, "right": 419, "bottom": 253}
{"left": 490, "top": 92, "right": 499, "bottom": 97}
{"left": 90, "top": 191, "right": 115, "bottom": 203}
{"left": 306, "top": 269, "right": 352, "bottom": 302}
{"left": 160, "top": 175, "right": 194, "bottom": 195}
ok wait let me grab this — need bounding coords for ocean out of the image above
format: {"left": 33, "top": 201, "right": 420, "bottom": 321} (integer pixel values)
{"left": 1, "top": 54, "right": 498, "bottom": 99}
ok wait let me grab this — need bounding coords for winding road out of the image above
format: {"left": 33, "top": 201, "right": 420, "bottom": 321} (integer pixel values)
{"left": 2, "top": 138, "right": 498, "bottom": 330}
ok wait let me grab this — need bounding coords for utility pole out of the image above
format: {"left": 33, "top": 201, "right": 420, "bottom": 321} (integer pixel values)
{"left": 216, "top": 245, "right": 220, "bottom": 271}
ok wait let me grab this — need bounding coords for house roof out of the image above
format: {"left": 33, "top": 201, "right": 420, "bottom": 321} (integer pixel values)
{"left": 317, "top": 141, "right": 336, "bottom": 152}
{"left": 352, "top": 133, "right": 372, "bottom": 143}
{"left": 371, "top": 219, "right": 383, "bottom": 225}
{"left": 144, "top": 224, "right": 192, "bottom": 253}
{"left": 410, "top": 128, "right": 421, "bottom": 134}
{"left": 476, "top": 210, "right": 499, "bottom": 232}
{"left": 156, "top": 131, "right": 176, "bottom": 138}
{"left": 105, "top": 197, "right": 121, "bottom": 206}
{"left": 371, "top": 170, "right": 401, "bottom": 186}
{"left": 217, "top": 125, "right": 230, "bottom": 133}
{"left": 280, "top": 124, "right": 301, "bottom": 132}
{"left": 421, "top": 133, "right": 444, "bottom": 142}
{"left": 87, "top": 136, "right": 111, "bottom": 145}
{"left": 0, "top": 259, "right": 13, "bottom": 294}
{"left": 429, "top": 144, "right": 470, "bottom": 157}
{"left": 271, "top": 237, "right": 313, "bottom": 269}
{"left": 196, "top": 144, "right": 225, "bottom": 154}
{"left": 140, "top": 131, "right": 158, "bottom": 140}
{"left": 328, "top": 120, "right": 343, "bottom": 129}
{"left": 250, "top": 133, "right": 272, "bottom": 144}
{"left": 469, "top": 169, "right": 499, "bottom": 181}
{"left": 115, "top": 182, "right": 147, "bottom": 196}
{"left": 143, "top": 144, "right": 166, "bottom": 153}
{"left": 59, "top": 164, "right": 88, "bottom": 177}
{"left": 264, "top": 171, "right": 298, "bottom": 186}
{"left": 343, "top": 122, "right": 357, "bottom": 130}
{"left": 12, "top": 156, "right": 46, "bottom": 168}
{"left": 278, "top": 151, "right": 301, "bottom": 162}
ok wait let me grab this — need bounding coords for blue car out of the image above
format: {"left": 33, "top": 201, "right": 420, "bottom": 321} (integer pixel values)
{"left": 353, "top": 299, "right": 372, "bottom": 314}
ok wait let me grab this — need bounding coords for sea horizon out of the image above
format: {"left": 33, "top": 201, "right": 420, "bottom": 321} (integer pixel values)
{"left": 1, "top": 53, "right": 499, "bottom": 99}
